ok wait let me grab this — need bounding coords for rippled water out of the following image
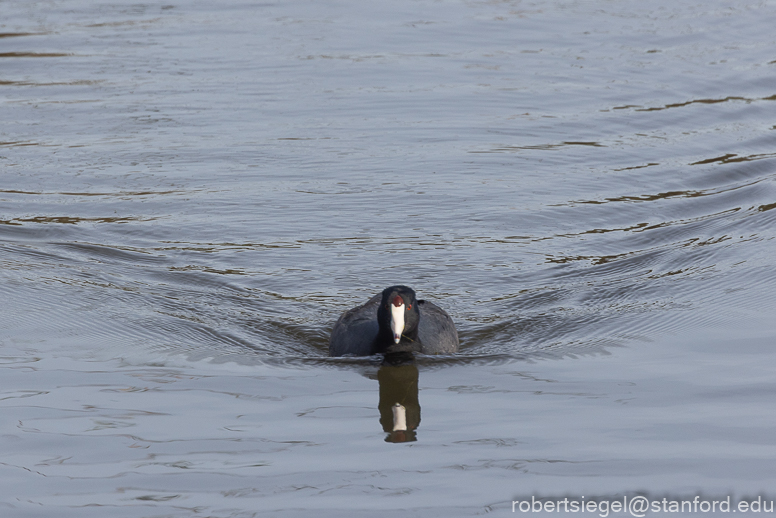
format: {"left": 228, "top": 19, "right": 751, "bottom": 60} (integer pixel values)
{"left": 2, "top": 0, "right": 776, "bottom": 516}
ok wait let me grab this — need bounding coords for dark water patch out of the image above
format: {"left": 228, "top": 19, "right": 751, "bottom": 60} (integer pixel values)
{"left": 0, "top": 52, "right": 72, "bottom": 58}
{"left": 470, "top": 141, "right": 604, "bottom": 154}
{"left": 626, "top": 94, "right": 776, "bottom": 112}
{"left": 0, "top": 32, "right": 47, "bottom": 38}
{"left": 0, "top": 140, "right": 39, "bottom": 147}
{"left": 556, "top": 185, "right": 751, "bottom": 207}
{"left": 1, "top": 216, "right": 155, "bottom": 225}
{"left": 168, "top": 265, "right": 247, "bottom": 275}
{"left": 0, "top": 189, "right": 185, "bottom": 197}
{"left": 0, "top": 79, "right": 101, "bottom": 87}
{"left": 613, "top": 162, "right": 660, "bottom": 172}
{"left": 691, "top": 152, "right": 776, "bottom": 166}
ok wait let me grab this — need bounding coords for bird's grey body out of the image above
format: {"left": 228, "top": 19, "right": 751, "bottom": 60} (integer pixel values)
{"left": 329, "top": 286, "right": 459, "bottom": 357}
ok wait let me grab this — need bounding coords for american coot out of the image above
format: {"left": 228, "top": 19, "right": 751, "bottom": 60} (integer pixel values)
{"left": 329, "top": 285, "right": 459, "bottom": 356}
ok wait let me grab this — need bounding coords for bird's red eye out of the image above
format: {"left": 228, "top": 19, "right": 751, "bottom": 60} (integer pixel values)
{"left": 407, "top": 304, "right": 412, "bottom": 310}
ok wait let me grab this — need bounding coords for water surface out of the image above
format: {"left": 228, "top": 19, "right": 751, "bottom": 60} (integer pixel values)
{"left": 2, "top": 0, "right": 776, "bottom": 516}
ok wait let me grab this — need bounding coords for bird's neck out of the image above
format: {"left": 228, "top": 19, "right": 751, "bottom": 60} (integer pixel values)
{"left": 377, "top": 327, "right": 420, "bottom": 354}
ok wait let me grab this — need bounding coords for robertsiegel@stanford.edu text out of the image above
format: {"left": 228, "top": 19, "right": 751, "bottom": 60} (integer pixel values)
{"left": 512, "top": 495, "right": 773, "bottom": 516}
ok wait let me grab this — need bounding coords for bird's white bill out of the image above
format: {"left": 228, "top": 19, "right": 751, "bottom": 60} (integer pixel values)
{"left": 390, "top": 303, "right": 405, "bottom": 343}
{"left": 392, "top": 403, "right": 407, "bottom": 431}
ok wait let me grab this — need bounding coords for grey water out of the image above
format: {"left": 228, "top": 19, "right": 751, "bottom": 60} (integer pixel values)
{"left": 2, "top": 0, "right": 776, "bottom": 515}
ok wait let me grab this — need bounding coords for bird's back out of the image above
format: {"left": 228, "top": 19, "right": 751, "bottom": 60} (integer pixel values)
{"left": 417, "top": 300, "right": 459, "bottom": 354}
{"left": 329, "top": 294, "right": 381, "bottom": 356}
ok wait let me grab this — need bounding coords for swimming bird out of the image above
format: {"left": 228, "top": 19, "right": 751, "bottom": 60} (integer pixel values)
{"left": 329, "top": 285, "right": 459, "bottom": 356}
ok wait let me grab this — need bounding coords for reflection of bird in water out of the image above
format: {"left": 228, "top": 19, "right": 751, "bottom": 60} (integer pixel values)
{"left": 378, "top": 356, "right": 420, "bottom": 443}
